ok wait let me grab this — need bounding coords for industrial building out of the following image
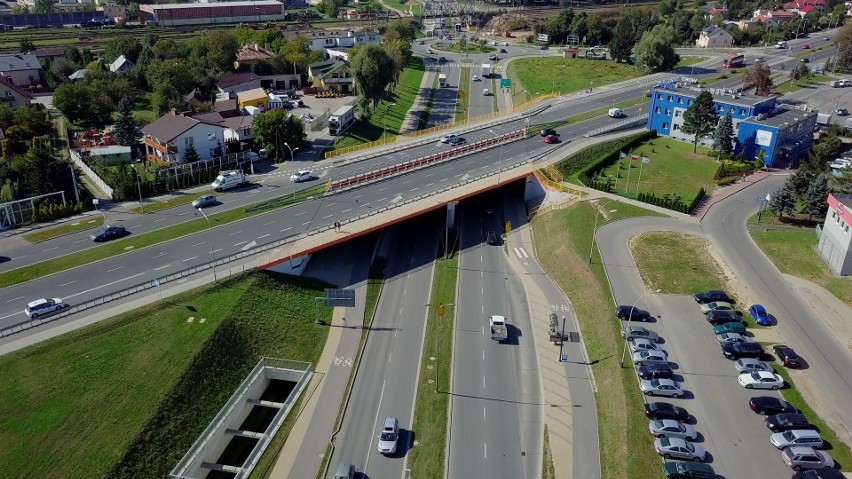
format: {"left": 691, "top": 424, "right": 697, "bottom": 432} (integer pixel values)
{"left": 138, "top": 0, "right": 286, "bottom": 27}
{"left": 817, "top": 193, "right": 852, "bottom": 275}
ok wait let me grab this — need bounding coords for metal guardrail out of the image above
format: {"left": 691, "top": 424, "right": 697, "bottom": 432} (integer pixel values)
{"left": 584, "top": 113, "right": 649, "bottom": 137}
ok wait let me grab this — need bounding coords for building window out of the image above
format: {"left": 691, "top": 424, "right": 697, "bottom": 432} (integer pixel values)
{"left": 662, "top": 122, "right": 669, "bottom": 129}
{"left": 667, "top": 95, "right": 673, "bottom": 101}
{"left": 665, "top": 109, "right": 671, "bottom": 115}
{"left": 673, "top": 124, "right": 680, "bottom": 131}
{"left": 832, "top": 210, "right": 837, "bottom": 219}
{"left": 657, "top": 94, "right": 662, "bottom": 100}
{"left": 740, "top": 108, "right": 746, "bottom": 115}
{"left": 185, "top": 137, "right": 194, "bottom": 148}
{"left": 655, "top": 106, "right": 661, "bottom": 113}
{"left": 729, "top": 107, "right": 735, "bottom": 113}
{"left": 675, "top": 111, "right": 681, "bottom": 117}
{"left": 678, "top": 97, "right": 683, "bottom": 104}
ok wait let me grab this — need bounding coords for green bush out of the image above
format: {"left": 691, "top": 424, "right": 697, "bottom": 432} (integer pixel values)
{"left": 714, "top": 159, "right": 752, "bottom": 180}
{"left": 31, "top": 201, "right": 85, "bottom": 224}
{"left": 715, "top": 177, "right": 738, "bottom": 186}
{"left": 557, "top": 130, "right": 657, "bottom": 183}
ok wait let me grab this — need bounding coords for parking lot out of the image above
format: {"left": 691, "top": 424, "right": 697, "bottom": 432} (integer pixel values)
{"left": 629, "top": 294, "right": 798, "bottom": 478}
{"left": 781, "top": 77, "right": 852, "bottom": 125}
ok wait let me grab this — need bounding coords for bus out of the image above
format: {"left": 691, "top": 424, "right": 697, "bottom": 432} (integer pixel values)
{"left": 723, "top": 53, "right": 745, "bottom": 68}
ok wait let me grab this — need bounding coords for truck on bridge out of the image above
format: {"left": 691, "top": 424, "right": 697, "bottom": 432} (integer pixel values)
{"left": 489, "top": 315, "right": 508, "bottom": 342}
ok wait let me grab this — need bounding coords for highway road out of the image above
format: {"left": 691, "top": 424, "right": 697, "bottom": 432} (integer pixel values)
{"left": 325, "top": 217, "right": 439, "bottom": 479}
{"left": 425, "top": 58, "right": 461, "bottom": 127}
{"left": 448, "top": 193, "right": 542, "bottom": 479}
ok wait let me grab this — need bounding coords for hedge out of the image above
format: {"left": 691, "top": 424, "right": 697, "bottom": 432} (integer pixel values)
{"left": 556, "top": 130, "right": 657, "bottom": 184}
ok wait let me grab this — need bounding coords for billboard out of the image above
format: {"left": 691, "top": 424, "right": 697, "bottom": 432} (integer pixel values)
{"left": 537, "top": 33, "right": 549, "bottom": 42}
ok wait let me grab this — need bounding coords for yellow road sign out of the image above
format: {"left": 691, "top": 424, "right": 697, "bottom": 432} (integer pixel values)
{"left": 505, "top": 220, "right": 512, "bottom": 233}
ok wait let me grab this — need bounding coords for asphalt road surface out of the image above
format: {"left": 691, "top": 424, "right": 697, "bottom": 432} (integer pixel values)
{"left": 426, "top": 58, "right": 462, "bottom": 127}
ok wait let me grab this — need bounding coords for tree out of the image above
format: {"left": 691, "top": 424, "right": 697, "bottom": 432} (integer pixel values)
{"left": 104, "top": 37, "right": 142, "bottom": 64}
{"left": 114, "top": 97, "right": 137, "bottom": 149}
{"left": 19, "top": 39, "right": 35, "bottom": 53}
{"left": 382, "top": 19, "right": 417, "bottom": 43}
{"left": 53, "top": 83, "right": 114, "bottom": 126}
{"left": 609, "top": 7, "right": 657, "bottom": 63}
{"left": 9, "top": 143, "right": 75, "bottom": 200}
{"left": 712, "top": 112, "right": 735, "bottom": 157}
{"left": 150, "top": 83, "right": 182, "bottom": 116}
{"left": 182, "top": 144, "right": 200, "bottom": 163}
{"left": 383, "top": 39, "right": 412, "bottom": 84}
{"left": 681, "top": 90, "right": 718, "bottom": 153}
{"left": 350, "top": 44, "right": 395, "bottom": 112}
{"left": 802, "top": 174, "right": 830, "bottom": 219}
{"left": 251, "top": 109, "right": 305, "bottom": 160}
{"left": 744, "top": 62, "right": 774, "bottom": 96}
{"left": 768, "top": 185, "right": 796, "bottom": 219}
{"left": 634, "top": 25, "right": 680, "bottom": 73}
{"left": 659, "top": 0, "right": 678, "bottom": 16}
{"left": 33, "top": 0, "right": 54, "bottom": 13}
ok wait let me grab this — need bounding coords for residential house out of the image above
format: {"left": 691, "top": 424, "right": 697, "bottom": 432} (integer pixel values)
{"left": 783, "top": 0, "right": 826, "bottom": 14}
{"left": 141, "top": 109, "right": 226, "bottom": 164}
{"left": 109, "top": 55, "right": 135, "bottom": 74}
{"left": 705, "top": 7, "right": 728, "bottom": 19}
{"left": 101, "top": 3, "right": 128, "bottom": 19}
{"left": 0, "top": 0, "right": 13, "bottom": 13}
{"left": 696, "top": 26, "right": 734, "bottom": 48}
{"left": 753, "top": 9, "right": 798, "bottom": 23}
{"left": 0, "top": 53, "right": 44, "bottom": 87}
{"left": 69, "top": 69, "right": 88, "bottom": 82}
{"left": 0, "top": 75, "right": 33, "bottom": 109}
{"left": 217, "top": 72, "right": 262, "bottom": 95}
{"left": 236, "top": 87, "right": 268, "bottom": 111}
{"left": 235, "top": 44, "right": 276, "bottom": 70}
{"left": 33, "top": 47, "right": 67, "bottom": 62}
{"left": 184, "top": 88, "right": 207, "bottom": 109}
{"left": 221, "top": 116, "right": 256, "bottom": 150}
{"left": 215, "top": 99, "right": 240, "bottom": 118}
{"left": 302, "top": 30, "right": 382, "bottom": 53}
{"left": 308, "top": 58, "right": 353, "bottom": 94}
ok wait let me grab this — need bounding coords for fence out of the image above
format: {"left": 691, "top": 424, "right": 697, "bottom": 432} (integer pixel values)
{"left": 0, "top": 191, "right": 66, "bottom": 230}
{"left": 584, "top": 113, "right": 649, "bottom": 137}
{"left": 151, "top": 152, "right": 251, "bottom": 194}
{"left": 70, "top": 149, "right": 114, "bottom": 198}
{"left": 309, "top": 107, "right": 331, "bottom": 132}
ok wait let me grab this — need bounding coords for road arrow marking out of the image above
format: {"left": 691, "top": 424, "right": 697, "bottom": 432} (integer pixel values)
{"left": 319, "top": 170, "right": 329, "bottom": 178}
{"left": 392, "top": 194, "right": 403, "bottom": 203}
{"left": 241, "top": 240, "right": 257, "bottom": 251}
{"left": 461, "top": 173, "right": 471, "bottom": 182}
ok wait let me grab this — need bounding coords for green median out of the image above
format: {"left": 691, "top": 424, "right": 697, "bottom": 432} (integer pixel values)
{"left": 24, "top": 216, "right": 105, "bottom": 243}
{"left": 131, "top": 189, "right": 217, "bottom": 214}
{"left": 0, "top": 186, "right": 325, "bottom": 289}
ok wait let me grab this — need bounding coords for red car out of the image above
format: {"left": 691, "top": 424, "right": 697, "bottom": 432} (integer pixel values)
{"left": 544, "top": 134, "right": 559, "bottom": 144}
{"left": 802, "top": 44, "right": 810, "bottom": 49}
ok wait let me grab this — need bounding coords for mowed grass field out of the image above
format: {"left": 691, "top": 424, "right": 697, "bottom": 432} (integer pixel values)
{"left": 0, "top": 272, "right": 331, "bottom": 478}
{"left": 507, "top": 57, "right": 642, "bottom": 106}
{"left": 630, "top": 232, "right": 729, "bottom": 295}
{"left": 600, "top": 137, "right": 718, "bottom": 204}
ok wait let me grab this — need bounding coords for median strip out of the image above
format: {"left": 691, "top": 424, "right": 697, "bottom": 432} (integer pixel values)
{"left": 24, "top": 216, "right": 105, "bottom": 243}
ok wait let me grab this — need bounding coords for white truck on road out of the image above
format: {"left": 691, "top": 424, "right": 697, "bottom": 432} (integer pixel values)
{"left": 489, "top": 315, "right": 508, "bottom": 342}
{"left": 328, "top": 105, "right": 355, "bottom": 136}
{"left": 211, "top": 170, "right": 248, "bottom": 191}
{"left": 439, "top": 73, "right": 447, "bottom": 87}
{"left": 481, "top": 63, "right": 492, "bottom": 79}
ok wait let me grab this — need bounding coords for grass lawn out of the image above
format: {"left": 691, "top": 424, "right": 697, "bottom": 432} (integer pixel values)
{"left": 566, "top": 97, "right": 648, "bottom": 126}
{"left": 24, "top": 215, "right": 105, "bottom": 243}
{"left": 131, "top": 189, "right": 217, "bottom": 214}
{"left": 750, "top": 230, "right": 852, "bottom": 307}
{"left": 507, "top": 57, "right": 642, "bottom": 106}
{"left": 0, "top": 271, "right": 332, "bottom": 478}
{"left": 676, "top": 56, "right": 709, "bottom": 68}
{"left": 599, "top": 137, "right": 718, "bottom": 204}
{"left": 630, "top": 232, "right": 728, "bottom": 295}
{"left": 380, "top": 0, "right": 421, "bottom": 15}
{"left": 775, "top": 74, "right": 834, "bottom": 94}
{"left": 331, "top": 57, "right": 425, "bottom": 150}
{"left": 132, "top": 92, "right": 157, "bottom": 125}
{"left": 0, "top": 185, "right": 325, "bottom": 289}
{"left": 542, "top": 425, "right": 555, "bottom": 479}
{"left": 456, "top": 66, "right": 470, "bottom": 121}
{"left": 430, "top": 42, "right": 495, "bottom": 54}
{"left": 407, "top": 247, "right": 458, "bottom": 478}
{"left": 532, "top": 200, "right": 665, "bottom": 479}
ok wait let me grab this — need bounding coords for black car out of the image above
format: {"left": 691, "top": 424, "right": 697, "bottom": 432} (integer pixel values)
{"left": 90, "top": 225, "right": 127, "bottom": 242}
{"left": 773, "top": 344, "right": 801, "bottom": 367}
{"left": 637, "top": 362, "right": 674, "bottom": 380}
{"left": 439, "top": 56, "right": 448, "bottom": 63}
{"left": 722, "top": 341, "right": 763, "bottom": 359}
{"left": 693, "top": 290, "right": 731, "bottom": 304}
{"left": 499, "top": 48, "right": 507, "bottom": 53}
{"left": 792, "top": 469, "right": 846, "bottom": 479}
{"left": 643, "top": 402, "right": 689, "bottom": 421}
{"left": 749, "top": 396, "right": 797, "bottom": 415}
{"left": 540, "top": 128, "right": 557, "bottom": 137}
{"left": 662, "top": 461, "right": 715, "bottom": 479}
{"left": 615, "top": 305, "right": 652, "bottom": 321}
{"left": 486, "top": 231, "right": 498, "bottom": 245}
{"left": 447, "top": 136, "right": 466, "bottom": 146}
{"left": 706, "top": 310, "right": 741, "bottom": 325}
{"left": 765, "top": 413, "right": 815, "bottom": 432}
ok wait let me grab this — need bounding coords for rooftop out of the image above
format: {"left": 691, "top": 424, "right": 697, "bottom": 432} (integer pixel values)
{"left": 88, "top": 145, "right": 132, "bottom": 156}
{"left": 217, "top": 72, "right": 260, "bottom": 90}
{"left": 236, "top": 87, "right": 267, "bottom": 102}
{"left": 742, "top": 107, "right": 816, "bottom": 128}
{"left": 142, "top": 110, "right": 223, "bottom": 143}
{"left": 832, "top": 193, "right": 852, "bottom": 209}
{"left": 143, "top": 0, "right": 282, "bottom": 9}
{"left": 653, "top": 83, "right": 773, "bottom": 108}
{"left": 0, "top": 53, "right": 41, "bottom": 72}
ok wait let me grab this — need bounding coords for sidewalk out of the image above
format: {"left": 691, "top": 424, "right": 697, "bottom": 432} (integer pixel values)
{"left": 401, "top": 63, "right": 436, "bottom": 133}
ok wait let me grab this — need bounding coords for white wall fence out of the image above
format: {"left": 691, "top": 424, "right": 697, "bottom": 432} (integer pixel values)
{"left": 70, "top": 149, "right": 114, "bottom": 199}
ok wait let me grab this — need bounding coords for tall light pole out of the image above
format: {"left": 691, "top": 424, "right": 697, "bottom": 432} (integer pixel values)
{"left": 588, "top": 199, "right": 617, "bottom": 263}
{"left": 283, "top": 142, "right": 298, "bottom": 161}
{"left": 198, "top": 207, "right": 216, "bottom": 281}
{"left": 284, "top": 142, "right": 300, "bottom": 198}
{"left": 620, "top": 289, "right": 662, "bottom": 367}
{"left": 382, "top": 102, "right": 396, "bottom": 143}
{"left": 488, "top": 129, "right": 505, "bottom": 183}
{"left": 130, "top": 164, "right": 144, "bottom": 213}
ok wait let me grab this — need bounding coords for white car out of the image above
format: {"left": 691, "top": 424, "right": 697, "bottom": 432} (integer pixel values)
{"left": 734, "top": 358, "right": 771, "bottom": 374}
{"left": 377, "top": 417, "right": 399, "bottom": 455}
{"left": 290, "top": 170, "right": 316, "bottom": 183}
{"left": 715, "top": 332, "right": 755, "bottom": 344}
{"left": 24, "top": 297, "right": 68, "bottom": 319}
{"left": 628, "top": 338, "right": 660, "bottom": 353}
{"left": 738, "top": 371, "right": 784, "bottom": 390}
{"left": 640, "top": 378, "right": 683, "bottom": 397}
{"left": 439, "top": 134, "right": 458, "bottom": 144}
{"left": 648, "top": 419, "right": 697, "bottom": 440}
{"left": 472, "top": 75, "right": 480, "bottom": 81}
{"left": 632, "top": 350, "right": 668, "bottom": 366}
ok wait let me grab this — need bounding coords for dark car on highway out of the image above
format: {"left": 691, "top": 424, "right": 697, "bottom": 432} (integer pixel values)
{"left": 706, "top": 310, "right": 741, "bottom": 325}
{"left": 722, "top": 341, "right": 763, "bottom": 360}
{"left": 773, "top": 344, "right": 802, "bottom": 367}
{"left": 765, "top": 413, "right": 815, "bottom": 432}
{"left": 90, "top": 225, "right": 127, "bottom": 242}
{"left": 644, "top": 402, "right": 689, "bottom": 421}
{"left": 540, "top": 128, "right": 557, "bottom": 137}
{"left": 486, "top": 231, "right": 498, "bottom": 245}
{"left": 447, "top": 136, "right": 466, "bottom": 146}
{"left": 615, "top": 305, "right": 652, "bottom": 321}
{"left": 750, "top": 396, "right": 797, "bottom": 415}
{"left": 693, "top": 290, "right": 731, "bottom": 304}
{"left": 637, "top": 362, "right": 674, "bottom": 380}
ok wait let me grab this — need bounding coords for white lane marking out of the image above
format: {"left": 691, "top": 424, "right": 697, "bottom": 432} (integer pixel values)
{"left": 5, "top": 296, "right": 24, "bottom": 303}
{"left": 59, "top": 280, "right": 76, "bottom": 287}
{"left": 72, "top": 239, "right": 87, "bottom": 244}
{"left": 281, "top": 227, "right": 292, "bottom": 233}
{"left": 257, "top": 234, "right": 270, "bottom": 240}
{"left": 129, "top": 225, "right": 141, "bottom": 229}
{"left": 484, "top": 442, "right": 487, "bottom": 459}
{"left": 353, "top": 194, "right": 363, "bottom": 199}
{"left": 152, "top": 252, "right": 166, "bottom": 258}
{"left": 212, "top": 248, "right": 223, "bottom": 254}
{"left": 378, "top": 197, "right": 387, "bottom": 202}
{"left": 483, "top": 349, "right": 485, "bottom": 360}
{"left": 364, "top": 379, "right": 387, "bottom": 471}
{"left": 233, "top": 241, "right": 247, "bottom": 247}
{"left": 426, "top": 183, "right": 434, "bottom": 187}
{"left": 263, "top": 221, "right": 276, "bottom": 226}
{"left": 481, "top": 287, "right": 484, "bottom": 295}
{"left": 517, "top": 247, "right": 530, "bottom": 258}
{"left": 302, "top": 221, "right": 311, "bottom": 225}
{"left": 322, "top": 214, "right": 333, "bottom": 219}
{"left": 378, "top": 187, "right": 389, "bottom": 191}
{"left": 154, "top": 264, "right": 171, "bottom": 271}
{"left": 403, "top": 288, "right": 407, "bottom": 297}
{"left": 342, "top": 208, "right": 352, "bottom": 213}
{"left": 192, "top": 241, "right": 206, "bottom": 247}
{"left": 182, "top": 256, "right": 198, "bottom": 262}
{"left": 178, "top": 211, "right": 191, "bottom": 216}
{"left": 483, "top": 375, "right": 486, "bottom": 389}
{"left": 295, "top": 211, "right": 307, "bottom": 216}
{"left": 153, "top": 217, "right": 168, "bottom": 223}
{"left": 228, "top": 231, "right": 242, "bottom": 236}
{"left": 0, "top": 311, "right": 22, "bottom": 320}
{"left": 483, "top": 406, "right": 487, "bottom": 421}
{"left": 64, "top": 272, "right": 146, "bottom": 300}
{"left": 410, "top": 188, "right": 418, "bottom": 192}
{"left": 361, "top": 202, "right": 371, "bottom": 207}
{"left": 16, "top": 254, "right": 26, "bottom": 259}
{"left": 481, "top": 304, "right": 484, "bottom": 314}
{"left": 107, "top": 266, "right": 124, "bottom": 273}
{"left": 43, "top": 247, "right": 58, "bottom": 252}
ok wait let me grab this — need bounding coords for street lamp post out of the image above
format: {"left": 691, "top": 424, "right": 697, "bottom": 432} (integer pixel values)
{"left": 382, "top": 102, "right": 396, "bottom": 143}
{"left": 488, "top": 129, "right": 505, "bottom": 183}
{"left": 620, "top": 289, "right": 662, "bottom": 367}
{"left": 198, "top": 207, "right": 216, "bottom": 281}
{"left": 283, "top": 142, "right": 300, "bottom": 198}
{"left": 283, "top": 142, "right": 298, "bottom": 161}
{"left": 588, "top": 199, "right": 617, "bottom": 263}
{"left": 130, "top": 164, "right": 144, "bottom": 213}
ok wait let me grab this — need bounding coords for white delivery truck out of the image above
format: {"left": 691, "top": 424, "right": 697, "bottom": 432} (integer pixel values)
{"left": 439, "top": 73, "right": 447, "bottom": 87}
{"left": 489, "top": 315, "right": 508, "bottom": 342}
{"left": 211, "top": 171, "right": 247, "bottom": 191}
{"left": 328, "top": 105, "right": 356, "bottom": 136}
{"left": 481, "top": 63, "right": 492, "bottom": 79}
{"left": 817, "top": 112, "right": 832, "bottom": 126}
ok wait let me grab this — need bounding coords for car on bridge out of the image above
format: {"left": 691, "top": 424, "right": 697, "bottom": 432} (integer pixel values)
{"left": 447, "top": 136, "right": 466, "bottom": 146}
{"left": 25, "top": 297, "right": 68, "bottom": 319}
{"left": 90, "top": 225, "right": 127, "bottom": 242}
{"left": 290, "top": 170, "right": 316, "bottom": 183}
{"left": 439, "top": 134, "right": 459, "bottom": 144}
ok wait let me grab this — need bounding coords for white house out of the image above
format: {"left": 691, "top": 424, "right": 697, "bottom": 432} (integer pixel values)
{"left": 141, "top": 110, "right": 226, "bottom": 164}
{"left": 0, "top": 53, "right": 44, "bottom": 87}
{"left": 817, "top": 193, "right": 852, "bottom": 275}
{"left": 696, "top": 26, "right": 733, "bottom": 48}
{"left": 109, "top": 55, "right": 135, "bottom": 74}
{"left": 0, "top": 75, "right": 33, "bottom": 109}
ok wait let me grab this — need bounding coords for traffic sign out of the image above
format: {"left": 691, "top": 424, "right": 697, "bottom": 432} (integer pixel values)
{"left": 500, "top": 78, "right": 511, "bottom": 88}
{"left": 505, "top": 220, "right": 512, "bottom": 233}
{"left": 561, "top": 354, "right": 568, "bottom": 362}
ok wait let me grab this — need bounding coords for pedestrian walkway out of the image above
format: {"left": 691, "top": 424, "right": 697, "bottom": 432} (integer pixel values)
{"left": 401, "top": 64, "right": 436, "bottom": 133}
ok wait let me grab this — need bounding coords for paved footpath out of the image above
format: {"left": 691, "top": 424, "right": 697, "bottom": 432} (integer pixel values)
{"left": 401, "top": 61, "right": 437, "bottom": 134}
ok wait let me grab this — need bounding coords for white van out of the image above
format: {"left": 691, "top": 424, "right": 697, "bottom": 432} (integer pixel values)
{"left": 483, "top": 88, "right": 491, "bottom": 96}
{"left": 608, "top": 108, "right": 624, "bottom": 118}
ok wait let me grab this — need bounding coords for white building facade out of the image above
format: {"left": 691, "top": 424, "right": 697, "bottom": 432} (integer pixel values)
{"left": 817, "top": 193, "right": 852, "bottom": 275}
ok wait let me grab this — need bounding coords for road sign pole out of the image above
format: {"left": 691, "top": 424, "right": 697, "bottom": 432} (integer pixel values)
{"left": 558, "top": 316, "right": 567, "bottom": 361}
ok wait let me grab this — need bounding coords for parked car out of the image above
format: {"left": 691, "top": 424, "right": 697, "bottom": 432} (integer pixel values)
{"left": 633, "top": 350, "right": 669, "bottom": 366}
{"left": 615, "top": 305, "right": 652, "bottom": 321}
{"left": 192, "top": 194, "right": 216, "bottom": 209}
{"left": 802, "top": 44, "right": 810, "bottom": 49}
{"left": 488, "top": 54, "right": 498, "bottom": 60}
{"left": 750, "top": 396, "right": 797, "bottom": 415}
{"left": 290, "top": 170, "right": 316, "bottom": 183}
{"left": 833, "top": 108, "right": 848, "bottom": 116}
{"left": 738, "top": 371, "right": 784, "bottom": 390}
{"left": 644, "top": 402, "right": 689, "bottom": 421}
{"left": 90, "top": 225, "right": 127, "bottom": 242}
{"left": 773, "top": 344, "right": 802, "bottom": 367}
{"left": 699, "top": 301, "right": 735, "bottom": 313}
{"left": 765, "top": 413, "right": 815, "bottom": 433}
{"left": 771, "top": 429, "right": 824, "bottom": 449}
{"left": 439, "top": 56, "right": 447, "bottom": 62}
{"left": 693, "top": 290, "right": 731, "bottom": 304}
{"left": 499, "top": 48, "right": 507, "bottom": 53}
{"left": 439, "top": 134, "right": 459, "bottom": 144}
{"left": 448, "top": 136, "right": 466, "bottom": 145}
{"left": 782, "top": 446, "right": 835, "bottom": 471}
{"left": 713, "top": 322, "right": 747, "bottom": 335}
{"left": 748, "top": 304, "right": 772, "bottom": 325}
{"left": 649, "top": 419, "right": 697, "bottom": 440}
{"left": 24, "top": 297, "right": 68, "bottom": 319}
{"left": 637, "top": 362, "right": 674, "bottom": 380}
{"left": 715, "top": 332, "right": 755, "bottom": 344}
{"left": 706, "top": 310, "right": 741, "bottom": 325}
{"left": 791, "top": 468, "right": 846, "bottom": 479}
{"left": 540, "top": 128, "right": 557, "bottom": 137}
{"left": 621, "top": 325, "right": 660, "bottom": 342}
{"left": 735, "top": 358, "right": 771, "bottom": 374}
{"left": 377, "top": 417, "right": 399, "bottom": 454}
{"left": 544, "top": 134, "right": 560, "bottom": 144}
{"left": 661, "top": 461, "right": 715, "bottom": 479}
{"left": 800, "top": 57, "right": 810, "bottom": 63}
{"left": 539, "top": 45, "right": 548, "bottom": 50}
{"left": 654, "top": 437, "right": 706, "bottom": 461}
{"left": 486, "top": 231, "right": 498, "bottom": 245}
{"left": 722, "top": 342, "right": 764, "bottom": 360}
{"left": 640, "top": 378, "right": 683, "bottom": 397}
{"left": 629, "top": 338, "right": 661, "bottom": 353}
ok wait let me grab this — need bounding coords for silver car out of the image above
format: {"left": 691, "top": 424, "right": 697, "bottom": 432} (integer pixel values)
{"left": 715, "top": 332, "right": 755, "bottom": 344}
{"left": 781, "top": 446, "right": 835, "bottom": 471}
{"left": 654, "top": 437, "right": 706, "bottom": 461}
{"left": 629, "top": 338, "right": 660, "bottom": 353}
{"left": 648, "top": 419, "right": 697, "bottom": 440}
{"left": 621, "top": 325, "right": 660, "bottom": 342}
{"left": 632, "top": 350, "right": 668, "bottom": 366}
{"left": 377, "top": 417, "right": 399, "bottom": 455}
{"left": 735, "top": 358, "right": 771, "bottom": 374}
{"left": 640, "top": 378, "right": 683, "bottom": 398}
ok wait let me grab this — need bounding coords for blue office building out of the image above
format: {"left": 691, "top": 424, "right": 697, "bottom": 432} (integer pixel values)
{"left": 646, "top": 84, "right": 816, "bottom": 167}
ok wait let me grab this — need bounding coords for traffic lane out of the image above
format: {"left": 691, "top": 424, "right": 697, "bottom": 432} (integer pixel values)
{"left": 427, "top": 63, "right": 461, "bottom": 127}
{"left": 645, "top": 294, "right": 793, "bottom": 478}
